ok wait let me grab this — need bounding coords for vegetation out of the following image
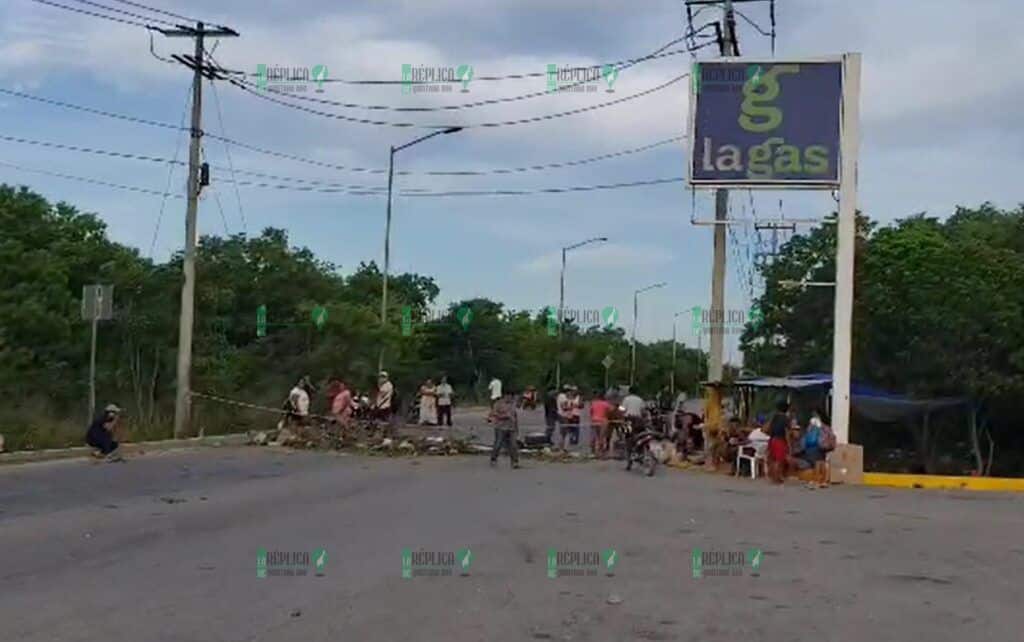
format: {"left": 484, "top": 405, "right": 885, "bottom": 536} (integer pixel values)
{"left": 3, "top": 184, "right": 1021, "bottom": 475}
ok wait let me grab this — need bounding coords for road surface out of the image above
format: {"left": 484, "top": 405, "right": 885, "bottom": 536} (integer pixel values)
{"left": 1, "top": 443, "right": 1022, "bottom": 641}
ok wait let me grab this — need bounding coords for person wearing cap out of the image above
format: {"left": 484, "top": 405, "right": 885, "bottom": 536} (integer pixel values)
{"left": 489, "top": 389, "right": 520, "bottom": 469}
{"left": 85, "top": 404, "right": 123, "bottom": 461}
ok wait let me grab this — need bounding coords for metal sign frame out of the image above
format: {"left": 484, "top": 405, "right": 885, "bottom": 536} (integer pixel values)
{"left": 687, "top": 55, "right": 848, "bottom": 190}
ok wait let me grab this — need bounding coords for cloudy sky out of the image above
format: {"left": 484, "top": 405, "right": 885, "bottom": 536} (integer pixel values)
{"left": 1, "top": 0, "right": 1021, "bottom": 364}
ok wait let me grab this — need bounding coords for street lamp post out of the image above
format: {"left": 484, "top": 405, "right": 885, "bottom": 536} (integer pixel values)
{"left": 671, "top": 310, "right": 687, "bottom": 399}
{"left": 379, "top": 126, "right": 463, "bottom": 374}
{"left": 630, "top": 282, "right": 666, "bottom": 388}
{"left": 556, "top": 236, "right": 607, "bottom": 389}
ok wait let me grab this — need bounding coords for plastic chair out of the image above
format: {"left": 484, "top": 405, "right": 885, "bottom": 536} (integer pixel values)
{"left": 735, "top": 441, "right": 768, "bottom": 479}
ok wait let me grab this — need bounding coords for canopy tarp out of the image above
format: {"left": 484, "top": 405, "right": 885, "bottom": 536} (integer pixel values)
{"left": 729, "top": 373, "right": 968, "bottom": 423}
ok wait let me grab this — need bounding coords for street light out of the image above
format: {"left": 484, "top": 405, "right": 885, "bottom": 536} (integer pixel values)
{"left": 671, "top": 310, "right": 689, "bottom": 399}
{"left": 379, "top": 126, "right": 464, "bottom": 373}
{"left": 630, "top": 282, "right": 667, "bottom": 388}
{"left": 556, "top": 236, "right": 608, "bottom": 389}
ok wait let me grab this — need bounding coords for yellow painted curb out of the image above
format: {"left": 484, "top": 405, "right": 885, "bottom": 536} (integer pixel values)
{"left": 864, "top": 472, "right": 1024, "bottom": 492}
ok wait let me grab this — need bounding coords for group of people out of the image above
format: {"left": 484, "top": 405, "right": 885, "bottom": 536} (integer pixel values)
{"left": 284, "top": 372, "right": 397, "bottom": 432}
{"left": 415, "top": 377, "right": 455, "bottom": 426}
{"left": 709, "top": 400, "right": 836, "bottom": 486}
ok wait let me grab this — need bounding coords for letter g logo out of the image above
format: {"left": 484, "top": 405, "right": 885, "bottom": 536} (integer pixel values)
{"left": 739, "top": 64, "right": 799, "bottom": 133}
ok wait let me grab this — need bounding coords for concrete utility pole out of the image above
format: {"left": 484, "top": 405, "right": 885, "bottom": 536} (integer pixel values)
{"left": 705, "top": 0, "right": 739, "bottom": 431}
{"left": 159, "top": 22, "right": 239, "bottom": 438}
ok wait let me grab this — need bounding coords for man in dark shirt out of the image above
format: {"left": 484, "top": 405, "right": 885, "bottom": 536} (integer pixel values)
{"left": 489, "top": 391, "right": 520, "bottom": 469}
{"left": 86, "top": 404, "right": 123, "bottom": 461}
{"left": 543, "top": 386, "right": 559, "bottom": 445}
{"left": 766, "top": 401, "right": 790, "bottom": 483}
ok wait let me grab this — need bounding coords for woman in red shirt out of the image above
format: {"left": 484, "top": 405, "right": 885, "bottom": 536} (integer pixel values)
{"left": 589, "top": 392, "right": 614, "bottom": 458}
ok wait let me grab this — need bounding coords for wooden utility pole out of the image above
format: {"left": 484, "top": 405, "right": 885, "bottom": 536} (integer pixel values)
{"left": 157, "top": 22, "right": 239, "bottom": 438}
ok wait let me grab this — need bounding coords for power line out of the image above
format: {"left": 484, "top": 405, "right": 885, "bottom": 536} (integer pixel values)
{"left": 0, "top": 159, "right": 184, "bottom": 198}
{"left": 207, "top": 78, "right": 247, "bottom": 234}
{"left": 397, "top": 177, "right": 679, "bottom": 197}
{"left": 64, "top": 0, "right": 177, "bottom": 26}
{"left": 228, "top": 71, "right": 691, "bottom": 129}
{"left": 0, "top": 130, "right": 685, "bottom": 182}
{"left": 219, "top": 26, "right": 716, "bottom": 86}
{"left": 0, "top": 158, "right": 686, "bottom": 200}
{"left": 149, "top": 86, "right": 191, "bottom": 259}
{"left": 221, "top": 46, "right": 701, "bottom": 114}
{"left": 28, "top": 0, "right": 156, "bottom": 28}
{"left": 108, "top": 0, "right": 202, "bottom": 23}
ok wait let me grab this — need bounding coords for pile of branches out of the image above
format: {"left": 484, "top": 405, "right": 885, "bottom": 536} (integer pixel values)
{"left": 248, "top": 421, "right": 480, "bottom": 457}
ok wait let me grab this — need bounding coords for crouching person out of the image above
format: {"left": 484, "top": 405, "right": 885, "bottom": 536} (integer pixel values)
{"left": 86, "top": 404, "right": 124, "bottom": 462}
{"left": 489, "top": 390, "right": 520, "bottom": 469}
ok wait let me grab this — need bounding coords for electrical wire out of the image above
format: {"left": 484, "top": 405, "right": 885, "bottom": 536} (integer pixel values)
{"left": 0, "top": 159, "right": 183, "bottom": 198}
{"left": 63, "top": 0, "right": 177, "bottom": 26}
{"left": 148, "top": 87, "right": 190, "bottom": 259}
{"left": 228, "top": 71, "right": 691, "bottom": 129}
{"left": 222, "top": 46, "right": 701, "bottom": 114}
{"left": 27, "top": 0, "right": 155, "bottom": 28}
{"left": 219, "top": 25, "right": 716, "bottom": 86}
{"left": 733, "top": 8, "right": 773, "bottom": 38}
{"left": 398, "top": 176, "right": 685, "bottom": 197}
{"left": 108, "top": 0, "right": 201, "bottom": 23}
{"left": 208, "top": 78, "right": 247, "bottom": 234}
{"left": 0, "top": 158, "right": 687, "bottom": 200}
{"left": 0, "top": 130, "right": 685, "bottom": 182}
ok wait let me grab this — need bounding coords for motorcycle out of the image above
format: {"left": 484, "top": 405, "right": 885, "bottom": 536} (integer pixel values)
{"left": 616, "top": 416, "right": 661, "bottom": 477}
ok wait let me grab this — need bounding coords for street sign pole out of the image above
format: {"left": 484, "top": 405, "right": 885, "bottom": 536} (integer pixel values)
{"left": 89, "top": 312, "right": 98, "bottom": 419}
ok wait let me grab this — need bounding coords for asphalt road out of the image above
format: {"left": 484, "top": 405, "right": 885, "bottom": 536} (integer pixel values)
{"left": 2, "top": 443, "right": 1022, "bottom": 641}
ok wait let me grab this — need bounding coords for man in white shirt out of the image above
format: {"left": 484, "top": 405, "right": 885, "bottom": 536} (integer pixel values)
{"left": 375, "top": 371, "right": 394, "bottom": 421}
{"left": 488, "top": 377, "right": 502, "bottom": 408}
{"left": 621, "top": 390, "right": 645, "bottom": 422}
{"left": 286, "top": 376, "right": 314, "bottom": 430}
{"left": 436, "top": 376, "right": 454, "bottom": 427}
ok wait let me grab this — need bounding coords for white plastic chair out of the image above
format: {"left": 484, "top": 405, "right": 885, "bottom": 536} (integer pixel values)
{"left": 735, "top": 441, "right": 768, "bottom": 479}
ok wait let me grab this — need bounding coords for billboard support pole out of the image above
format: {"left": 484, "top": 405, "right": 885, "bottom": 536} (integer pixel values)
{"left": 830, "top": 53, "right": 861, "bottom": 445}
{"left": 705, "top": 0, "right": 738, "bottom": 435}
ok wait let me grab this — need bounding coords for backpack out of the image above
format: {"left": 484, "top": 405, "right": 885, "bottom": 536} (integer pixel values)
{"left": 819, "top": 424, "right": 837, "bottom": 451}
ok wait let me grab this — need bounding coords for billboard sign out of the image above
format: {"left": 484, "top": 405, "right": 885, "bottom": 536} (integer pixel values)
{"left": 688, "top": 58, "right": 843, "bottom": 188}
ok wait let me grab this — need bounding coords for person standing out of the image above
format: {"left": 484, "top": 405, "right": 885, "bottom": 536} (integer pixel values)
{"left": 589, "top": 391, "right": 613, "bottom": 458}
{"left": 766, "top": 400, "right": 791, "bottom": 484}
{"left": 418, "top": 378, "right": 438, "bottom": 425}
{"left": 331, "top": 380, "right": 353, "bottom": 430}
{"left": 374, "top": 372, "right": 395, "bottom": 422}
{"left": 489, "top": 390, "right": 520, "bottom": 468}
{"left": 436, "top": 376, "right": 454, "bottom": 427}
{"left": 556, "top": 384, "right": 572, "bottom": 450}
{"left": 85, "top": 404, "right": 124, "bottom": 462}
{"left": 488, "top": 376, "right": 503, "bottom": 409}
{"left": 543, "top": 385, "right": 559, "bottom": 444}
{"left": 287, "top": 376, "right": 314, "bottom": 430}
{"left": 567, "top": 385, "right": 583, "bottom": 446}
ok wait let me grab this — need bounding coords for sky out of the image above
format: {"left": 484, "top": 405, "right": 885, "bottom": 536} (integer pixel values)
{"left": 1, "top": 0, "right": 1022, "bottom": 367}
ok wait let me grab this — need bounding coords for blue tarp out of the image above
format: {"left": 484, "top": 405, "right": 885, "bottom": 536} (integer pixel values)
{"left": 731, "top": 374, "right": 968, "bottom": 423}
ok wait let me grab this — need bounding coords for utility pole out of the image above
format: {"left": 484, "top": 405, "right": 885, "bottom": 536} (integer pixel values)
{"left": 705, "top": 0, "right": 739, "bottom": 432}
{"left": 159, "top": 22, "right": 239, "bottom": 438}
